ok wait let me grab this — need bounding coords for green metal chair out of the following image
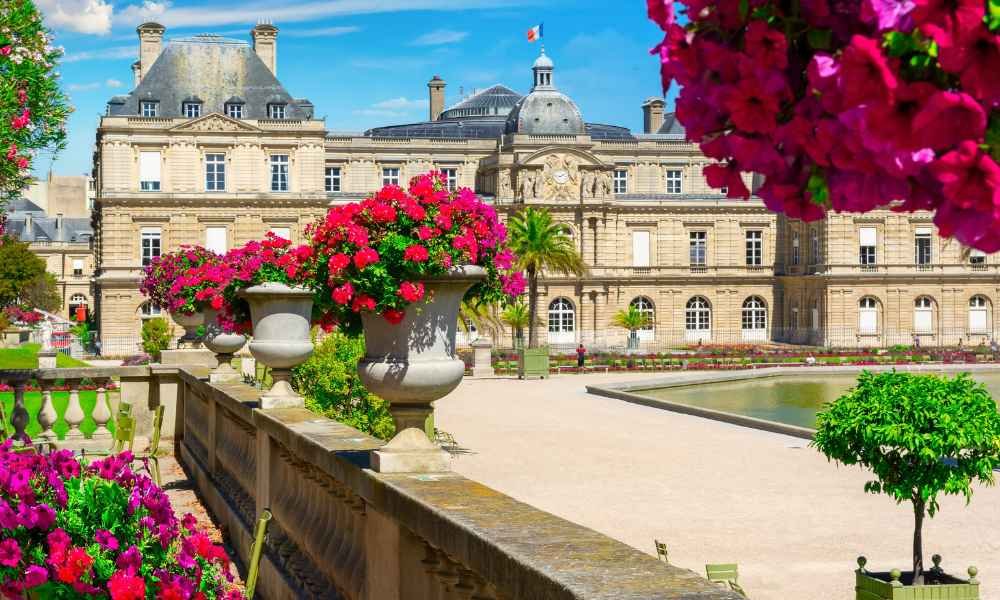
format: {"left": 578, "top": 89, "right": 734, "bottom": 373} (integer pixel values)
{"left": 706, "top": 563, "right": 748, "bottom": 597}
{"left": 653, "top": 539, "right": 669, "bottom": 564}
{"left": 245, "top": 509, "right": 272, "bottom": 599}
{"left": 84, "top": 410, "right": 136, "bottom": 458}
{"left": 134, "top": 405, "right": 165, "bottom": 486}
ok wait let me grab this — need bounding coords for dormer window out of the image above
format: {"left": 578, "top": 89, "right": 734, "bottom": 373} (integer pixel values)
{"left": 268, "top": 104, "right": 286, "bottom": 119}
{"left": 182, "top": 102, "right": 202, "bottom": 118}
{"left": 140, "top": 101, "right": 159, "bottom": 117}
{"left": 226, "top": 103, "right": 244, "bottom": 119}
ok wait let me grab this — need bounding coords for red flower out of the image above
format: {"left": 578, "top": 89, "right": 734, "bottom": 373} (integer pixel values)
{"left": 703, "top": 163, "right": 750, "bottom": 199}
{"left": 838, "top": 35, "right": 897, "bottom": 107}
{"left": 398, "top": 281, "right": 425, "bottom": 303}
{"left": 912, "top": 90, "right": 986, "bottom": 151}
{"left": 16, "top": 157, "right": 28, "bottom": 170}
{"left": 210, "top": 295, "right": 224, "bottom": 310}
{"left": 723, "top": 77, "right": 781, "bottom": 134}
{"left": 5, "top": 144, "right": 16, "bottom": 161}
{"left": 351, "top": 294, "right": 376, "bottom": 312}
{"left": 744, "top": 21, "right": 788, "bottom": 70}
{"left": 382, "top": 309, "right": 405, "bottom": 324}
{"left": 0, "top": 46, "right": 10, "bottom": 56}
{"left": 108, "top": 571, "right": 146, "bottom": 600}
{"left": 16, "top": 89, "right": 26, "bottom": 105}
{"left": 930, "top": 141, "right": 1000, "bottom": 213}
{"left": 403, "top": 244, "right": 429, "bottom": 262}
{"left": 353, "top": 247, "right": 379, "bottom": 270}
{"left": 332, "top": 282, "right": 354, "bottom": 305}
{"left": 938, "top": 28, "right": 1000, "bottom": 105}
{"left": 912, "top": 0, "right": 984, "bottom": 44}
{"left": 326, "top": 253, "right": 350, "bottom": 274}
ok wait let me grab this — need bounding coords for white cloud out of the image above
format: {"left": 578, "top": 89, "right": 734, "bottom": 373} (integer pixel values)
{"left": 106, "top": 78, "right": 124, "bottom": 88}
{"left": 66, "top": 82, "right": 103, "bottom": 92}
{"left": 283, "top": 25, "right": 360, "bottom": 37}
{"left": 36, "top": 0, "right": 113, "bottom": 34}
{"left": 411, "top": 29, "right": 468, "bottom": 46}
{"left": 63, "top": 45, "right": 135, "bottom": 63}
{"left": 354, "top": 96, "right": 428, "bottom": 118}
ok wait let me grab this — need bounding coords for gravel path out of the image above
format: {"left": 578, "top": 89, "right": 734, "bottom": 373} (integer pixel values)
{"left": 435, "top": 372, "right": 1000, "bottom": 600}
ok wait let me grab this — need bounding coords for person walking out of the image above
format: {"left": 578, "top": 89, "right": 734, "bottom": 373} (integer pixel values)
{"left": 576, "top": 343, "right": 586, "bottom": 370}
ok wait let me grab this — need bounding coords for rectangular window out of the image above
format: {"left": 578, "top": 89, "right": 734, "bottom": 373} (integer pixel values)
{"left": 140, "top": 228, "right": 161, "bottom": 267}
{"left": 72, "top": 259, "right": 84, "bottom": 277}
{"left": 915, "top": 230, "right": 932, "bottom": 266}
{"left": 225, "top": 104, "right": 244, "bottom": 119}
{"left": 810, "top": 228, "right": 820, "bottom": 264}
{"left": 205, "top": 153, "right": 225, "bottom": 192}
{"left": 140, "top": 101, "right": 158, "bottom": 117}
{"left": 665, "top": 169, "right": 682, "bottom": 194}
{"left": 745, "top": 230, "right": 762, "bottom": 266}
{"left": 139, "top": 151, "right": 161, "bottom": 192}
{"left": 325, "top": 167, "right": 341, "bottom": 193}
{"left": 183, "top": 102, "right": 201, "bottom": 118}
{"left": 632, "top": 231, "right": 650, "bottom": 267}
{"left": 205, "top": 226, "right": 227, "bottom": 255}
{"left": 268, "top": 104, "right": 286, "bottom": 119}
{"left": 440, "top": 168, "right": 458, "bottom": 191}
{"left": 270, "top": 155, "right": 289, "bottom": 192}
{"left": 613, "top": 169, "right": 628, "bottom": 194}
{"left": 792, "top": 233, "right": 800, "bottom": 265}
{"left": 268, "top": 227, "right": 291, "bottom": 241}
{"left": 859, "top": 227, "right": 877, "bottom": 266}
{"left": 689, "top": 231, "right": 707, "bottom": 267}
{"left": 971, "top": 249, "right": 987, "bottom": 269}
{"left": 382, "top": 167, "right": 400, "bottom": 187}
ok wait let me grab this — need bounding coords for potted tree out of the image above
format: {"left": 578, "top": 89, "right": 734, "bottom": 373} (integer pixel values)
{"left": 303, "top": 172, "right": 523, "bottom": 472}
{"left": 501, "top": 299, "right": 532, "bottom": 351}
{"left": 611, "top": 304, "right": 650, "bottom": 352}
{"left": 506, "top": 207, "right": 586, "bottom": 378}
{"left": 813, "top": 371, "right": 1000, "bottom": 598}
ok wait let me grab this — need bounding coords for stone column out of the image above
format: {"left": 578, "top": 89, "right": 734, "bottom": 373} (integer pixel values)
{"left": 37, "top": 349, "right": 57, "bottom": 369}
{"left": 470, "top": 338, "right": 494, "bottom": 378}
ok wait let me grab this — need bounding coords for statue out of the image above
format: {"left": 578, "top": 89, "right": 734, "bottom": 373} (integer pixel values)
{"left": 531, "top": 172, "right": 542, "bottom": 198}
{"left": 581, "top": 171, "right": 595, "bottom": 199}
{"left": 498, "top": 170, "right": 512, "bottom": 199}
{"left": 598, "top": 171, "right": 613, "bottom": 198}
{"left": 40, "top": 320, "right": 53, "bottom": 351}
{"left": 518, "top": 171, "right": 535, "bottom": 200}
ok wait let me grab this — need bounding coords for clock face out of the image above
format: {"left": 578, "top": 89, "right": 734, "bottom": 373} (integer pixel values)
{"left": 553, "top": 170, "right": 569, "bottom": 184}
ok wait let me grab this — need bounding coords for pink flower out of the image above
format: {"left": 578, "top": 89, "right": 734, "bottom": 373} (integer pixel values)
{"left": 938, "top": 28, "right": 1000, "bottom": 105}
{"left": 398, "top": 281, "right": 425, "bottom": 303}
{"left": 353, "top": 247, "right": 379, "bottom": 270}
{"left": 403, "top": 244, "right": 429, "bottom": 262}
{"left": 332, "top": 282, "right": 354, "bottom": 305}
{"left": 861, "top": 0, "right": 915, "bottom": 30}
{"left": 838, "top": 35, "right": 897, "bottom": 108}
{"left": 723, "top": 77, "right": 782, "bottom": 134}
{"left": 210, "top": 295, "right": 224, "bottom": 310}
{"left": 382, "top": 309, "right": 405, "bottom": 324}
{"left": 327, "top": 252, "right": 351, "bottom": 274}
{"left": 108, "top": 570, "right": 146, "bottom": 600}
{"left": 5, "top": 143, "right": 16, "bottom": 161}
{"left": 912, "top": 0, "right": 984, "bottom": 44}
{"left": 744, "top": 21, "right": 788, "bottom": 70}
{"left": 16, "top": 157, "right": 28, "bottom": 170}
{"left": 647, "top": 0, "right": 675, "bottom": 30}
{"left": 0, "top": 539, "right": 20, "bottom": 567}
{"left": 23, "top": 565, "right": 47, "bottom": 588}
{"left": 416, "top": 226, "right": 436, "bottom": 240}
{"left": 95, "top": 529, "right": 119, "bottom": 551}
{"left": 501, "top": 272, "right": 526, "bottom": 297}
{"left": 0, "top": 46, "right": 10, "bottom": 56}
{"left": 912, "top": 91, "right": 986, "bottom": 150}
{"left": 930, "top": 141, "right": 1000, "bottom": 213}
{"left": 351, "top": 295, "right": 376, "bottom": 312}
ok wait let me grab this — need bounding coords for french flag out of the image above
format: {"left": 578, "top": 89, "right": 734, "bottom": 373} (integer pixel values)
{"left": 527, "top": 23, "right": 543, "bottom": 42}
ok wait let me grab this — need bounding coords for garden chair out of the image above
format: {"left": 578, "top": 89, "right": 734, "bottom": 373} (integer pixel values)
{"left": 653, "top": 539, "right": 669, "bottom": 564}
{"left": 245, "top": 509, "right": 272, "bottom": 599}
{"left": 82, "top": 411, "right": 136, "bottom": 458}
{"left": 706, "top": 563, "right": 747, "bottom": 597}
{"left": 134, "top": 405, "right": 166, "bottom": 486}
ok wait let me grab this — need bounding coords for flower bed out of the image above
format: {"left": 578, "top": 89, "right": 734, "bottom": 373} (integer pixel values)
{"left": 0, "top": 441, "right": 243, "bottom": 598}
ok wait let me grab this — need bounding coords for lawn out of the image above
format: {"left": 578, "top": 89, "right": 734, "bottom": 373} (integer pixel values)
{"left": 0, "top": 391, "right": 116, "bottom": 439}
{"left": 0, "top": 343, "right": 90, "bottom": 369}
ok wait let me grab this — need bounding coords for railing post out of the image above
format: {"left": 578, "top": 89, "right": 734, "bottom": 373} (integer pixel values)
{"left": 37, "top": 381, "right": 57, "bottom": 445}
{"left": 91, "top": 382, "right": 112, "bottom": 440}
{"left": 63, "top": 380, "right": 85, "bottom": 441}
{"left": 10, "top": 378, "right": 29, "bottom": 443}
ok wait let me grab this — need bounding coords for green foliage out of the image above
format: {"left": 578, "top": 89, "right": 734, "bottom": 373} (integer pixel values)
{"left": 507, "top": 207, "right": 586, "bottom": 347}
{"left": 611, "top": 304, "right": 651, "bottom": 333}
{"left": 0, "top": 0, "right": 71, "bottom": 197}
{"left": 0, "top": 236, "right": 48, "bottom": 308}
{"left": 21, "top": 270, "right": 60, "bottom": 313}
{"left": 140, "top": 318, "right": 172, "bottom": 361}
{"left": 813, "top": 371, "right": 1000, "bottom": 577}
{"left": 292, "top": 332, "right": 395, "bottom": 440}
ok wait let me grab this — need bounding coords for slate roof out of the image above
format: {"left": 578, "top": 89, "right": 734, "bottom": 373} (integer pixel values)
{"left": 657, "top": 112, "right": 686, "bottom": 138}
{"left": 439, "top": 85, "right": 522, "bottom": 120}
{"left": 107, "top": 34, "right": 313, "bottom": 119}
{"left": 5, "top": 198, "right": 92, "bottom": 243}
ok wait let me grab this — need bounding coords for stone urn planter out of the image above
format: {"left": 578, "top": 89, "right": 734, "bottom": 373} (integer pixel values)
{"left": 171, "top": 310, "right": 204, "bottom": 345}
{"left": 358, "top": 265, "right": 485, "bottom": 473}
{"left": 855, "top": 556, "right": 979, "bottom": 600}
{"left": 239, "top": 282, "right": 314, "bottom": 408}
{"left": 202, "top": 307, "right": 247, "bottom": 383}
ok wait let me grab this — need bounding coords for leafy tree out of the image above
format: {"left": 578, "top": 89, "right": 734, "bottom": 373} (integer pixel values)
{"left": 501, "top": 299, "right": 537, "bottom": 347}
{"left": 813, "top": 371, "right": 1000, "bottom": 583}
{"left": 611, "top": 304, "right": 650, "bottom": 344}
{"left": 0, "top": 236, "right": 47, "bottom": 308}
{"left": 0, "top": 0, "right": 71, "bottom": 199}
{"left": 506, "top": 207, "right": 586, "bottom": 347}
{"left": 292, "top": 332, "right": 394, "bottom": 439}
{"left": 140, "top": 318, "right": 172, "bottom": 361}
{"left": 20, "top": 270, "right": 59, "bottom": 312}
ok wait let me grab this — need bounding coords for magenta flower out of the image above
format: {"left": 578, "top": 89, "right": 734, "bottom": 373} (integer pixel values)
{"left": 0, "top": 538, "right": 21, "bottom": 567}
{"left": 930, "top": 141, "right": 1000, "bottom": 213}
{"left": 912, "top": 91, "right": 986, "bottom": 151}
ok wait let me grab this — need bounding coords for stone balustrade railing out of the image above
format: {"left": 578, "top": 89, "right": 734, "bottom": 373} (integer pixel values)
{"left": 175, "top": 368, "right": 742, "bottom": 600}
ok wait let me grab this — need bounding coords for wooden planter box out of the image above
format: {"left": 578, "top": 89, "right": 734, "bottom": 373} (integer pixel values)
{"left": 856, "top": 561, "right": 979, "bottom": 600}
{"left": 518, "top": 347, "right": 549, "bottom": 379}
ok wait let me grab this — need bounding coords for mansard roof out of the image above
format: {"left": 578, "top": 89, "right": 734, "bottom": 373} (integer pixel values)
{"left": 657, "top": 112, "right": 686, "bottom": 138}
{"left": 106, "top": 34, "right": 313, "bottom": 120}
{"left": 439, "top": 85, "right": 523, "bottom": 120}
{"left": 5, "top": 202, "right": 93, "bottom": 243}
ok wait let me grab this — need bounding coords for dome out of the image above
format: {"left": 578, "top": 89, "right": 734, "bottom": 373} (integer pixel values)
{"left": 505, "top": 91, "right": 585, "bottom": 135}
{"left": 440, "top": 85, "right": 523, "bottom": 120}
{"left": 532, "top": 51, "right": 554, "bottom": 69}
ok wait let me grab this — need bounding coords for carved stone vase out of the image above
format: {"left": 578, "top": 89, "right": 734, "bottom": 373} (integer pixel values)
{"left": 202, "top": 307, "right": 247, "bottom": 383}
{"left": 171, "top": 310, "right": 204, "bottom": 345}
{"left": 239, "top": 283, "right": 314, "bottom": 408}
{"left": 358, "top": 265, "right": 486, "bottom": 473}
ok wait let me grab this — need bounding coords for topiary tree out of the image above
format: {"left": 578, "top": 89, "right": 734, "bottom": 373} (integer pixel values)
{"left": 0, "top": 0, "right": 71, "bottom": 200}
{"left": 813, "top": 371, "right": 1000, "bottom": 584}
{"left": 611, "top": 304, "right": 650, "bottom": 349}
{"left": 140, "top": 317, "right": 172, "bottom": 361}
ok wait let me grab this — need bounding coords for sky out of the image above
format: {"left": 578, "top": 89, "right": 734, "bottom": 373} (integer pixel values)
{"left": 35, "top": 0, "right": 668, "bottom": 177}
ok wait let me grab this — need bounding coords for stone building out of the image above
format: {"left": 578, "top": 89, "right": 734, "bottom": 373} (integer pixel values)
{"left": 92, "top": 24, "right": 998, "bottom": 351}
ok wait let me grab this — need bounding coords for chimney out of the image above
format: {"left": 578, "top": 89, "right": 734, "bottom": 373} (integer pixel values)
{"left": 428, "top": 75, "right": 446, "bottom": 121}
{"left": 642, "top": 97, "right": 666, "bottom": 134}
{"left": 136, "top": 22, "right": 165, "bottom": 84}
{"left": 24, "top": 213, "right": 32, "bottom": 235}
{"left": 56, "top": 213, "right": 64, "bottom": 236}
{"left": 251, "top": 21, "right": 279, "bottom": 76}
{"left": 131, "top": 60, "right": 141, "bottom": 87}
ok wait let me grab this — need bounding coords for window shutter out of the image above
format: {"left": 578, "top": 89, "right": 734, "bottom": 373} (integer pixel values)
{"left": 859, "top": 309, "right": 877, "bottom": 333}
{"left": 915, "top": 226, "right": 933, "bottom": 235}
{"left": 72, "top": 259, "right": 84, "bottom": 272}
{"left": 205, "top": 227, "right": 227, "bottom": 254}
{"left": 970, "top": 308, "right": 988, "bottom": 332}
{"left": 632, "top": 231, "right": 650, "bottom": 267}
{"left": 268, "top": 227, "right": 291, "bottom": 241}
{"left": 914, "top": 310, "right": 932, "bottom": 333}
{"left": 859, "top": 227, "right": 877, "bottom": 246}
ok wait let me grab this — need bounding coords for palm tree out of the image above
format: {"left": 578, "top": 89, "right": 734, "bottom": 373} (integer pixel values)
{"left": 501, "top": 300, "right": 532, "bottom": 348}
{"left": 507, "top": 207, "right": 587, "bottom": 348}
{"left": 611, "top": 305, "right": 650, "bottom": 350}
{"left": 459, "top": 300, "right": 503, "bottom": 341}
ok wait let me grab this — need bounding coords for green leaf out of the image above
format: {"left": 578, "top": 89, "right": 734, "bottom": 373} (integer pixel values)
{"left": 988, "top": 0, "right": 1000, "bottom": 31}
{"left": 807, "top": 28, "right": 832, "bottom": 50}
{"left": 739, "top": 0, "right": 749, "bottom": 20}
{"left": 806, "top": 169, "right": 830, "bottom": 208}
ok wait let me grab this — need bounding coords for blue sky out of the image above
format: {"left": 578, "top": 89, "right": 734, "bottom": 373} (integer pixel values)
{"left": 37, "top": 0, "right": 667, "bottom": 176}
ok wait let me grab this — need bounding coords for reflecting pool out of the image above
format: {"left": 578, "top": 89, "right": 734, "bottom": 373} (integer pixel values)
{"left": 636, "top": 371, "right": 1000, "bottom": 429}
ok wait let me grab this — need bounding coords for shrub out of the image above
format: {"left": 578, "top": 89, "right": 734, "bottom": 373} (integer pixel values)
{"left": 140, "top": 319, "right": 172, "bottom": 361}
{"left": 814, "top": 371, "right": 1000, "bottom": 583}
{"left": 0, "top": 443, "right": 243, "bottom": 598}
{"left": 292, "top": 332, "right": 394, "bottom": 440}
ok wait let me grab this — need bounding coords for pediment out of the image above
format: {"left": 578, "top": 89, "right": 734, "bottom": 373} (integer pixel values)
{"left": 170, "top": 113, "right": 261, "bottom": 133}
{"left": 520, "top": 146, "right": 605, "bottom": 168}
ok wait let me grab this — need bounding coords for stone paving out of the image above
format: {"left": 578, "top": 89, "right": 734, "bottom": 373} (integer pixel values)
{"left": 435, "top": 371, "right": 1000, "bottom": 600}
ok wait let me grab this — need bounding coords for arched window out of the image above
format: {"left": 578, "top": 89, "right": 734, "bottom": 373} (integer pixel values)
{"left": 630, "top": 296, "right": 655, "bottom": 341}
{"left": 859, "top": 297, "right": 879, "bottom": 334}
{"left": 969, "top": 295, "right": 990, "bottom": 334}
{"left": 741, "top": 297, "right": 767, "bottom": 331}
{"left": 69, "top": 294, "right": 88, "bottom": 321}
{"left": 914, "top": 296, "right": 934, "bottom": 334}
{"left": 139, "top": 302, "right": 162, "bottom": 319}
{"left": 547, "top": 297, "right": 576, "bottom": 344}
{"left": 685, "top": 297, "right": 711, "bottom": 332}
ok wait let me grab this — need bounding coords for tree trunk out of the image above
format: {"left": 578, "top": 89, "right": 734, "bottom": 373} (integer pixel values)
{"left": 913, "top": 498, "right": 925, "bottom": 585}
{"left": 527, "top": 268, "right": 538, "bottom": 349}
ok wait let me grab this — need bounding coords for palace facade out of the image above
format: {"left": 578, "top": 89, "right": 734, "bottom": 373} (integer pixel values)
{"left": 91, "top": 23, "right": 999, "bottom": 353}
